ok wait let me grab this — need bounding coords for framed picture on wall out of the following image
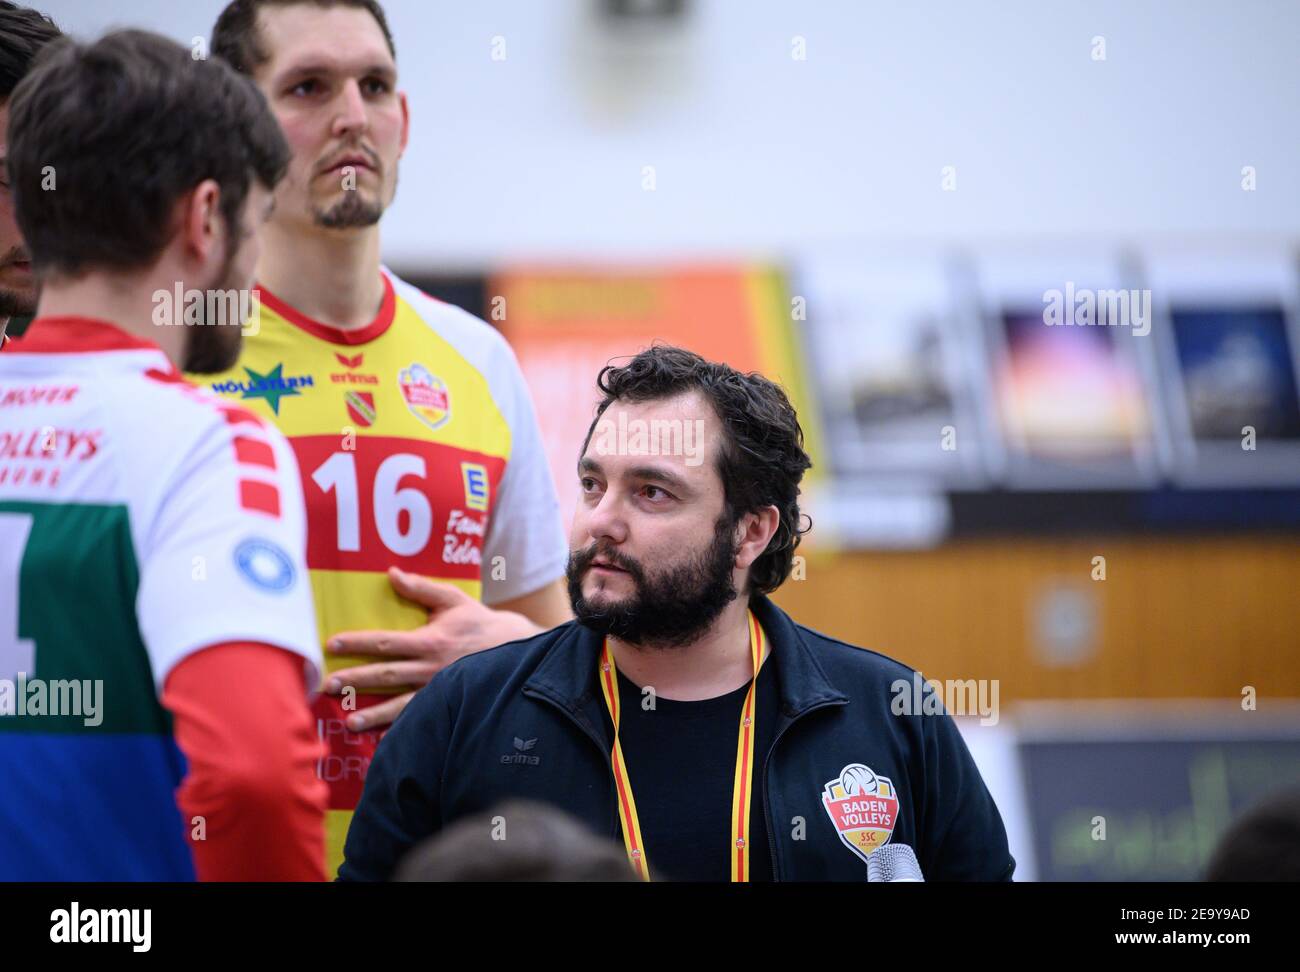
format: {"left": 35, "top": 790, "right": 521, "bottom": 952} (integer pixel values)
{"left": 795, "top": 249, "right": 989, "bottom": 488}
{"left": 1143, "top": 249, "right": 1300, "bottom": 487}
{"left": 971, "top": 250, "right": 1167, "bottom": 489}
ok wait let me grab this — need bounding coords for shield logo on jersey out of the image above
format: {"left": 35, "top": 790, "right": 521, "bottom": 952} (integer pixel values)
{"left": 398, "top": 363, "right": 450, "bottom": 431}
{"left": 345, "top": 390, "right": 376, "bottom": 428}
{"left": 821, "top": 763, "right": 899, "bottom": 865}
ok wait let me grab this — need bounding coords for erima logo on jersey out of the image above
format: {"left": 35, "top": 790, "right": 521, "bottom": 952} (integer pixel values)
{"left": 210, "top": 363, "right": 314, "bottom": 415}
{"left": 331, "top": 352, "right": 378, "bottom": 387}
{"left": 234, "top": 538, "right": 296, "bottom": 594}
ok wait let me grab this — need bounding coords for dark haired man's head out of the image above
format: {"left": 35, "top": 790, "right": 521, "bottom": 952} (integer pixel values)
{"left": 212, "top": 0, "right": 407, "bottom": 234}
{"left": 0, "top": 1, "right": 61, "bottom": 322}
{"left": 6, "top": 29, "right": 289, "bottom": 371}
{"left": 567, "top": 346, "right": 812, "bottom": 648}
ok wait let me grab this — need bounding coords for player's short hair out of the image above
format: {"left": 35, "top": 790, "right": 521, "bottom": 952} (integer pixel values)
{"left": 6, "top": 29, "right": 290, "bottom": 278}
{"left": 211, "top": 0, "right": 397, "bottom": 76}
{"left": 0, "top": 2, "right": 62, "bottom": 100}
{"left": 581, "top": 345, "right": 814, "bottom": 598}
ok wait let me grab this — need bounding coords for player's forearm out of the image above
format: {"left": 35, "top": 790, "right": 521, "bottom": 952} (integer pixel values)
{"left": 163, "top": 642, "right": 328, "bottom": 881}
{"left": 494, "top": 577, "right": 573, "bottom": 631}
{"left": 339, "top": 683, "right": 449, "bottom": 882}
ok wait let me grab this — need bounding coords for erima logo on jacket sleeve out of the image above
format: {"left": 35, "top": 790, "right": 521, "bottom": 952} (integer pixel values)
{"left": 501, "top": 736, "right": 540, "bottom": 765}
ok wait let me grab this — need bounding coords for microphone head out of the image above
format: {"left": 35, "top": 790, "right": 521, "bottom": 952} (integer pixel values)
{"left": 866, "top": 844, "right": 924, "bottom": 882}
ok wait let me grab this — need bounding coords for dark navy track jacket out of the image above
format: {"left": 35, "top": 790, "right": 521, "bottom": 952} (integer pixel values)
{"left": 339, "top": 595, "right": 1016, "bottom": 881}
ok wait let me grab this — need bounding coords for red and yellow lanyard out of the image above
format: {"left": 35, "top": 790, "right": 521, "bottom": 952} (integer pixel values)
{"left": 598, "top": 610, "right": 768, "bottom": 881}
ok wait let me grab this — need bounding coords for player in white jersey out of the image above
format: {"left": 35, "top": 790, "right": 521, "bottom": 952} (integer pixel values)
{"left": 0, "top": 29, "right": 325, "bottom": 880}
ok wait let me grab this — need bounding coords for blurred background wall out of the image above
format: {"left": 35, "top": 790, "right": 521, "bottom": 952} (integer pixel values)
{"left": 38, "top": 0, "right": 1300, "bottom": 880}
{"left": 40, "top": 0, "right": 1300, "bottom": 262}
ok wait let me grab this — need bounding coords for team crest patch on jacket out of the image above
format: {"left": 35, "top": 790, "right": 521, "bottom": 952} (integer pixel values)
{"left": 398, "top": 363, "right": 450, "bottom": 430}
{"left": 822, "top": 763, "right": 899, "bottom": 863}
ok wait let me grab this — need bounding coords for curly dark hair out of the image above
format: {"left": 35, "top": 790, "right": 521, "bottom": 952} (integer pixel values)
{"left": 581, "top": 345, "right": 812, "bottom": 598}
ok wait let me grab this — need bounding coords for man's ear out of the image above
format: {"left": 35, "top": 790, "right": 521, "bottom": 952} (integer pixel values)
{"left": 398, "top": 90, "right": 410, "bottom": 155}
{"left": 180, "top": 179, "right": 222, "bottom": 264}
{"left": 734, "top": 506, "right": 780, "bottom": 572}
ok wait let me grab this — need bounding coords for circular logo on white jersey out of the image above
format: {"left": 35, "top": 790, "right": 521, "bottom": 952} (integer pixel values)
{"left": 234, "top": 538, "right": 296, "bottom": 593}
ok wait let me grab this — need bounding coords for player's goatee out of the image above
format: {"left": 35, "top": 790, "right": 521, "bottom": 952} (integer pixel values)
{"left": 316, "top": 193, "right": 383, "bottom": 229}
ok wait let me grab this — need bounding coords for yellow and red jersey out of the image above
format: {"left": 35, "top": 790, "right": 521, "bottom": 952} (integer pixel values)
{"left": 189, "top": 269, "right": 567, "bottom": 873}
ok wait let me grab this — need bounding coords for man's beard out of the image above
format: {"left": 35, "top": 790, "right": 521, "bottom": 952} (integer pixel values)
{"left": 179, "top": 240, "right": 245, "bottom": 375}
{"left": 0, "top": 246, "right": 38, "bottom": 317}
{"left": 0, "top": 286, "right": 36, "bottom": 318}
{"left": 314, "top": 190, "right": 383, "bottom": 229}
{"left": 567, "top": 513, "right": 741, "bottom": 648}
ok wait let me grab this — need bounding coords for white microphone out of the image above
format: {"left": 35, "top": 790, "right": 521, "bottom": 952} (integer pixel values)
{"left": 867, "top": 844, "right": 924, "bottom": 882}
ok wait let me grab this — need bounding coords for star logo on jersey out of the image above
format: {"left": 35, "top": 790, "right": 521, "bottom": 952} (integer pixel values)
{"left": 213, "top": 363, "right": 315, "bottom": 415}
{"left": 398, "top": 362, "right": 451, "bottom": 431}
{"left": 821, "top": 763, "right": 899, "bottom": 865}
{"left": 345, "top": 390, "right": 376, "bottom": 428}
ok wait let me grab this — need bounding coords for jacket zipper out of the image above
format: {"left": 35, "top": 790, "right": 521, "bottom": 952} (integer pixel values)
{"left": 521, "top": 686, "right": 623, "bottom": 841}
{"left": 763, "top": 699, "right": 845, "bottom": 881}
{"left": 527, "top": 685, "right": 847, "bottom": 879}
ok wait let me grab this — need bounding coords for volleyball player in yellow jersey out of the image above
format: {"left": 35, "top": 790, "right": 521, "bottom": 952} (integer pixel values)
{"left": 198, "top": 0, "right": 572, "bottom": 872}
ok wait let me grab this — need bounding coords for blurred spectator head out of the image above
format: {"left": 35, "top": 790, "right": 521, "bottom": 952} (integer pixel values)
{"left": 1205, "top": 786, "right": 1300, "bottom": 881}
{"left": 394, "top": 800, "right": 639, "bottom": 882}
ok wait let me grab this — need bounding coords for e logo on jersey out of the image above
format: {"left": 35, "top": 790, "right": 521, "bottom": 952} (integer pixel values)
{"left": 461, "top": 462, "right": 489, "bottom": 512}
{"left": 234, "top": 537, "right": 296, "bottom": 594}
{"left": 821, "top": 763, "right": 899, "bottom": 864}
{"left": 398, "top": 363, "right": 450, "bottom": 431}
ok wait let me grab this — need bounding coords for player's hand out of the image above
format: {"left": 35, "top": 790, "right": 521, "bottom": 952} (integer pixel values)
{"left": 321, "top": 567, "right": 541, "bottom": 730}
